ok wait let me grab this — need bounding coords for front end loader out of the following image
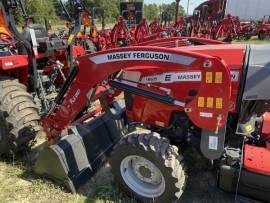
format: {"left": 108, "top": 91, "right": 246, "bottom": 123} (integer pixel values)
{"left": 33, "top": 38, "right": 270, "bottom": 202}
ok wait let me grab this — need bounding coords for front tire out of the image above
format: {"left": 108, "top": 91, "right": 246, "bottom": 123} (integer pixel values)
{"left": 109, "top": 131, "right": 187, "bottom": 202}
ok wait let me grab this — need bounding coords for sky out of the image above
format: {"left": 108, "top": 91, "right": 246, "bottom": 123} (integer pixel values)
{"left": 144, "top": 0, "right": 206, "bottom": 14}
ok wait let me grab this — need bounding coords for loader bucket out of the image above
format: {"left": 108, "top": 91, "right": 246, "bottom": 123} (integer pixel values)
{"left": 34, "top": 101, "right": 126, "bottom": 192}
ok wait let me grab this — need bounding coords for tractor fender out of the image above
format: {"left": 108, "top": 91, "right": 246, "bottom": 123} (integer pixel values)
{"left": 0, "top": 55, "right": 29, "bottom": 70}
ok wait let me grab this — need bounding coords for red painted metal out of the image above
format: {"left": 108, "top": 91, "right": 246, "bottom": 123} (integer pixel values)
{"left": 72, "top": 46, "right": 86, "bottom": 58}
{"left": 244, "top": 144, "right": 270, "bottom": 176}
{"left": 244, "top": 113, "right": 270, "bottom": 176}
{"left": 182, "top": 44, "right": 245, "bottom": 112}
{"left": 137, "top": 37, "right": 227, "bottom": 48}
{"left": 149, "top": 19, "right": 160, "bottom": 34}
{"left": 170, "top": 16, "right": 186, "bottom": 37}
{"left": 235, "top": 19, "right": 255, "bottom": 39}
{"left": 0, "top": 55, "right": 28, "bottom": 70}
{"left": 213, "top": 14, "right": 236, "bottom": 40}
{"left": 134, "top": 18, "right": 164, "bottom": 44}
{"left": 135, "top": 18, "right": 150, "bottom": 42}
{"left": 262, "top": 113, "right": 270, "bottom": 140}
{"left": 124, "top": 46, "right": 240, "bottom": 130}
{"left": 110, "top": 16, "right": 133, "bottom": 48}
{"left": 41, "top": 45, "right": 245, "bottom": 139}
{"left": 256, "top": 16, "right": 270, "bottom": 39}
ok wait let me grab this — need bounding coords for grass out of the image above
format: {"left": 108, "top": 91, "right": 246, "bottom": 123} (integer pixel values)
{"left": 0, "top": 137, "right": 135, "bottom": 203}
{"left": 0, "top": 159, "right": 135, "bottom": 203}
{"left": 233, "top": 36, "right": 270, "bottom": 44}
{"left": 0, "top": 161, "right": 89, "bottom": 203}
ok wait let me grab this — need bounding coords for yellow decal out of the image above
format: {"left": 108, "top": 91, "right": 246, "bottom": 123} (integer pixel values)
{"left": 198, "top": 97, "right": 205, "bottom": 108}
{"left": 215, "top": 72, "right": 223, "bottom": 84}
{"left": 68, "top": 34, "right": 74, "bottom": 45}
{"left": 155, "top": 121, "right": 165, "bottom": 127}
{"left": 207, "top": 97, "right": 214, "bottom": 108}
{"left": 206, "top": 72, "right": 213, "bottom": 83}
{"left": 245, "top": 125, "right": 253, "bottom": 133}
{"left": 216, "top": 98, "right": 223, "bottom": 109}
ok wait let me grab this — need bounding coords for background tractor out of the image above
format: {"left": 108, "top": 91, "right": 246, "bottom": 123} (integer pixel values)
{"left": 257, "top": 15, "right": 270, "bottom": 40}
{"left": 0, "top": 0, "right": 70, "bottom": 156}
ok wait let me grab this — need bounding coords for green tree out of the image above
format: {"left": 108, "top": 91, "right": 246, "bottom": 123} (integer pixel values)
{"left": 159, "top": 2, "right": 185, "bottom": 22}
{"left": 81, "top": 0, "right": 118, "bottom": 23}
{"left": 143, "top": 3, "right": 159, "bottom": 21}
{"left": 12, "top": 0, "right": 57, "bottom": 24}
{"left": 30, "top": 0, "right": 57, "bottom": 21}
{"left": 52, "top": 0, "right": 65, "bottom": 19}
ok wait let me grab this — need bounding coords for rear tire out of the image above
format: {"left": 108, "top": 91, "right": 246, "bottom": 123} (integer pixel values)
{"left": 109, "top": 131, "right": 187, "bottom": 203}
{"left": 0, "top": 77, "right": 42, "bottom": 156}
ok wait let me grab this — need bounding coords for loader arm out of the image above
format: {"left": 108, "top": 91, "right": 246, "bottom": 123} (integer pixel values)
{"left": 42, "top": 46, "right": 232, "bottom": 140}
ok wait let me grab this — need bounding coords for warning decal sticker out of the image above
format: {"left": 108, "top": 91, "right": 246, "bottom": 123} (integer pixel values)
{"left": 209, "top": 136, "right": 218, "bottom": 150}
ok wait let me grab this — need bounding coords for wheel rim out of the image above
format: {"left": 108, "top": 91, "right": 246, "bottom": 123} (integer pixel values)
{"left": 120, "top": 155, "right": 166, "bottom": 198}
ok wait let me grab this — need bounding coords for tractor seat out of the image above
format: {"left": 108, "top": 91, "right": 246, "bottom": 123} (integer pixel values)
{"left": 22, "top": 24, "right": 67, "bottom": 53}
{"left": 23, "top": 24, "right": 49, "bottom": 43}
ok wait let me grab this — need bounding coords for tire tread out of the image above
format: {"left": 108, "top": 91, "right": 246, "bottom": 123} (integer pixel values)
{"left": 0, "top": 78, "right": 42, "bottom": 155}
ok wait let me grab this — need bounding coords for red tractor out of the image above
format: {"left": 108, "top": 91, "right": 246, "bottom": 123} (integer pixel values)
{"left": 30, "top": 36, "right": 270, "bottom": 203}
{"left": 1, "top": 1, "right": 270, "bottom": 203}
{"left": 187, "top": 5, "right": 214, "bottom": 39}
{"left": 234, "top": 17, "right": 256, "bottom": 41}
{"left": 256, "top": 15, "right": 270, "bottom": 40}
{"left": 0, "top": 0, "right": 88, "bottom": 155}
{"left": 109, "top": 16, "right": 135, "bottom": 48}
{"left": 211, "top": 15, "right": 256, "bottom": 42}
{"left": 191, "top": 0, "right": 255, "bottom": 42}
{"left": 212, "top": 14, "right": 236, "bottom": 41}
{"left": 134, "top": 18, "right": 167, "bottom": 43}
{"left": 167, "top": 16, "right": 187, "bottom": 37}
